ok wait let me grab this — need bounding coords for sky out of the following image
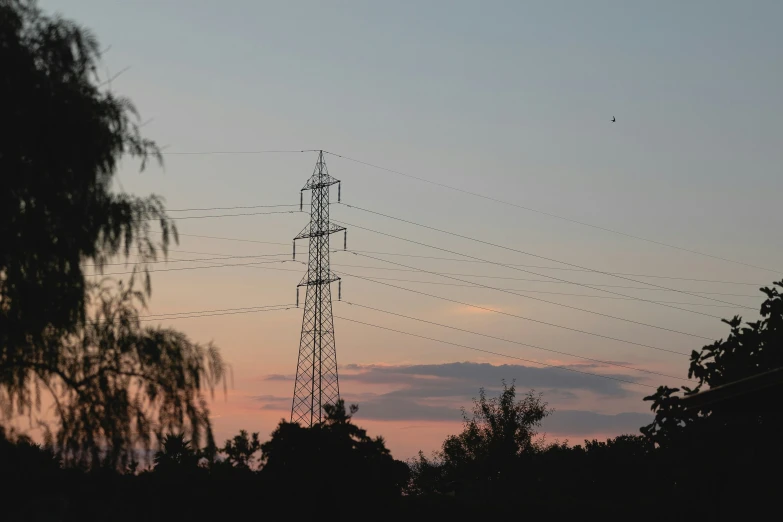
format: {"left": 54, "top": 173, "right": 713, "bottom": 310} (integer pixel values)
{"left": 39, "top": 0, "right": 783, "bottom": 459}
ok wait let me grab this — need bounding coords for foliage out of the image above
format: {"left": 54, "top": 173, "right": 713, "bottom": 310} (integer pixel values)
{"left": 410, "top": 382, "right": 550, "bottom": 498}
{"left": 0, "top": 0, "right": 226, "bottom": 470}
{"left": 633, "top": 281, "right": 783, "bottom": 518}
{"left": 641, "top": 280, "right": 783, "bottom": 447}
{"left": 149, "top": 429, "right": 261, "bottom": 478}
{"left": 261, "top": 400, "right": 409, "bottom": 503}
{"left": 444, "top": 381, "right": 549, "bottom": 460}
{"left": 0, "top": 425, "right": 61, "bottom": 479}
{"left": 153, "top": 433, "right": 199, "bottom": 472}
{"left": 221, "top": 429, "right": 261, "bottom": 470}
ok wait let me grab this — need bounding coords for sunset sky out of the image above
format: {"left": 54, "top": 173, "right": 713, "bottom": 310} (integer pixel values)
{"left": 41, "top": 0, "right": 783, "bottom": 459}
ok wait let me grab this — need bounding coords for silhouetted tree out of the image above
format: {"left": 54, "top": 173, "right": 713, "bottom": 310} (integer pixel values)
{"left": 153, "top": 434, "right": 199, "bottom": 472}
{"left": 410, "top": 382, "right": 550, "bottom": 500}
{"left": 0, "top": 426, "right": 61, "bottom": 480}
{"left": 0, "top": 0, "right": 226, "bottom": 470}
{"left": 643, "top": 280, "right": 783, "bottom": 444}
{"left": 221, "top": 429, "right": 261, "bottom": 471}
{"left": 261, "top": 400, "right": 409, "bottom": 508}
{"left": 1, "top": 426, "right": 74, "bottom": 521}
{"left": 641, "top": 281, "right": 783, "bottom": 518}
{"left": 522, "top": 435, "right": 661, "bottom": 516}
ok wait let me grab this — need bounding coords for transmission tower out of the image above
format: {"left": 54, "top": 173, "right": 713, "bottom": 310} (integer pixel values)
{"left": 291, "top": 150, "right": 346, "bottom": 426}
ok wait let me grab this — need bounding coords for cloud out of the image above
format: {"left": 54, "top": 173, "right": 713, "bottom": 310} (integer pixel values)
{"left": 345, "top": 397, "right": 652, "bottom": 436}
{"left": 347, "top": 395, "right": 461, "bottom": 422}
{"left": 342, "top": 362, "right": 649, "bottom": 434}
{"left": 342, "top": 361, "right": 637, "bottom": 398}
{"left": 558, "top": 360, "right": 635, "bottom": 370}
{"left": 263, "top": 374, "right": 293, "bottom": 381}
{"left": 258, "top": 362, "right": 652, "bottom": 437}
{"left": 252, "top": 394, "right": 290, "bottom": 409}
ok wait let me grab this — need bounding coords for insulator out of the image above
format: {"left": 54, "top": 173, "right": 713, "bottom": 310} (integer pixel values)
{"left": 338, "top": 182, "right": 341, "bottom": 202}
{"left": 292, "top": 241, "right": 296, "bottom": 260}
{"left": 338, "top": 280, "right": 342, "bottom": 301}
{"left": 300, "top": 191, "right": 303, "bottom": 211}
{"left": 296, "top": 287, "right": 299, "bottom": 307}
{"left": 344, "top": 229, "right": 347, "bottom": 250}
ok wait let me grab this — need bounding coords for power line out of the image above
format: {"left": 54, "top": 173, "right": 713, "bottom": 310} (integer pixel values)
{"left": 84, "top": 254, "right": 289, "bottom": 268}
{"left": 152, "top": 206, "right": 762, "bottom": 287}
{"left": 342, "top": 300, "right": 688, "bottom": 380}
{"left": 150, "top": 226, "right": 763, "bottom": 288}
{"left": 137, "top": 259, "right": 306, "bottom": 277}
{"left": 168, "top": 257, "right": 758, "bottom": 307}
{"left": 96, "top": 251, "right": 749, "bottom": 308}
{"left": 90, "top": 261, "right": 693, "bottom": 364}
{"left": 338, "top": 203, "right": 753, "bottom": 308}
{"left": 85, "top": 252, "right": 290, "bottom": 268}
{"left": 138, "top": 307, "right": 294, "bottom": 322}
{"left": 141, "top": 303, "right": 295, "bottom": 319}
{"left": 162, "top": 149, "right": 319, "bottom": 155}
{"left": 334, "top": 213, "right": 749, "bottom": 312}
{"left": 92, "top": 304, "right": 297, "bottom": 325}
{"left": 151, "top": 228, "right": 766, "bottom": 293}
{"left": 330, "top": 260, "right": 760, "bottom": 297}
{"left": 153, "top": 147, "right": 777, "bottom": 274}
{"left": 118, "top": 241, "right": 737, "bottom": 345}
{"left": 108, "top": 241, "right": 761, "bottom": 300}
{"left": 128, "top": 248, "right": 761, "bottom": 304}
{"left": 334, "top": 269, "right": 689, "bottom": 355}
{"left": 166, "top": 248, "right": 286, "bottom": 258}
{"left": 168, "top": 204, "right": 305, "bottom": 212}
{"left": 98, "top": 65, "right": 131, "bottom": 88}
{"left": 345, "top": 251, "right": 716, "bottom": 339}
{"left": 164, "top": 248, "right": 246, "bottom": 258}
{"left": 152, "top": 210, "right": 302, "bottom": 221}
{"left": 331, "top": 249, "right": 765, "bottom": 287}
{"left": 140, "top": 306, "right": 295, "bottom": 321}
{"left": 96, "top": 242, "right": 697, "bottom": 358}
{"left": 95, "top": 259, "right": 303, "bottom": 277}
{"left": 152, "top": 231, "right": 289, "bottom": 246}
{"left": 335, "top": 315, "right": 658, "bottom": 389}
{"left": 324, "top": 151, "right": 779, "bottom": 275}
{"left": 338, "top": 276, "right": 746, "bottom": 308}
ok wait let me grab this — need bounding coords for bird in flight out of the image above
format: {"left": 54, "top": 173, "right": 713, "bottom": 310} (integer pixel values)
{"left": 611, "top": 116, "right": 616, "bottom": 123}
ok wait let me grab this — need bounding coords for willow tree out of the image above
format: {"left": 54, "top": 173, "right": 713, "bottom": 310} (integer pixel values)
{"left": 0, "top": 0, "right": 226, "bottom": 469}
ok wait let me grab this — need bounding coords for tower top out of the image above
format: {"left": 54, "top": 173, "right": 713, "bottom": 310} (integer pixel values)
{"left": 302, "top": 150, "right": 339, "bottom": 192}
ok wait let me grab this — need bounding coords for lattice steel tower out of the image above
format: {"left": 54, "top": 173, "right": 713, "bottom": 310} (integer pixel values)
{"left": 291, "top": 150, "right": 346, "bottom": 426}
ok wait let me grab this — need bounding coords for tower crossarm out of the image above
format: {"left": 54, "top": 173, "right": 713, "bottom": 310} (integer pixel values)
{"left": 302, "top": 176, "right": 339, "bottom": 191}
{"left": 297, "top": 273, "right": 340, "bottom": 287}
{"left": 294, "top": 222, "right": 346, "bottom": 241}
